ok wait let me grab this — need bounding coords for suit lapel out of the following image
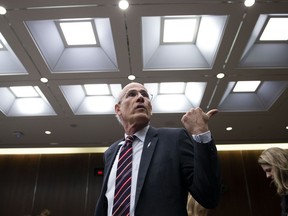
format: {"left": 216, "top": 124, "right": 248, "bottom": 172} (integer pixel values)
{"left": 134, "top": 127, "right": 158, "bottom": 208}
{"left": 102, "top": 140, "right": 122, "bottom": 191}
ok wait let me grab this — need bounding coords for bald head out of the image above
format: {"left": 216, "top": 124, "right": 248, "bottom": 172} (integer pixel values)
{"left": 115, "top": 82, "right": 152, "bottom": 134}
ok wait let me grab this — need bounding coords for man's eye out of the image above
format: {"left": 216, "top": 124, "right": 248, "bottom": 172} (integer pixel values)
{"left": 141, "top": 92, "right": 149, "bottom": 98}
{"left": 126, "top": 90, "right": 150, "bottom": 99}
{"left": 127, "top": 91, "right": 137, "bottom": 97}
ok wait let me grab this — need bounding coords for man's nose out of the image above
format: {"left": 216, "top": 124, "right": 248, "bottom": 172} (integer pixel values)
{"left": 136, "top": 92, "right": 145, "bottom": 100}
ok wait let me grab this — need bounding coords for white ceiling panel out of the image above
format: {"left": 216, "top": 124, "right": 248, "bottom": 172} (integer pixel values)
{"left": 0, "top": 0, "right": 287, "bottom": 148}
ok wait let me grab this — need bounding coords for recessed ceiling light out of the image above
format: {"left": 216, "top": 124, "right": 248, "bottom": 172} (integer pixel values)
{"left": 10, "top": 86, "right": 40, "bottom": 98}
{"left": 217, "top": 73, "right": 225, "bottom": 79}
{"left": 84, "top": 84, "right": 110, "bottom": 96}
{"left": 144, "top": 82, "right": 205, "bottom": 112}
{"left": 233, "top": 81, "right": 261, "bottom": 93}
{"left": 0, "top": 86, "right": 56, "bottom": 116}
{"left": 128, "top": 75, "right": 136, "bottom": 80}
{"left": 0, "top": 6, "right": 7, "bottom": 15}
{"left": 59, "top": 21, "right": 97, "bottom": 46}
{"left": 244, "top": 0, "right": 255, "bottom": 7}
{"left": 163, "top": 17, "right": 199, "bottom": 43}
{"left": 45, "top": 131, "right": 51, "bottom": 135}
{"left": 119, "top": 0, "right": 129, "bottom": 10}
{"left": 260, "top": 17, "right": 288, "bottom": 41}
{"left": 159, "top": 82, "right": 185, "bottom": 94}
{"left": 226, "top": 127, "right": 233, "bottom": 131}
{"left": 40, "top": 77, "right": 48, "bottom": 83}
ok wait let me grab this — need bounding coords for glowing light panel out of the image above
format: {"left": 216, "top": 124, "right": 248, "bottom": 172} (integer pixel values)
{"left": 159, "top": 82, "right": 185, "bottom": 94}
{"left": 84, "top": 84, "right": 110, "bottom": 96}
{"left": 260, "top": 17, "right": 288, "bottom": 41}
{"left": 60, "top": 21, "right": 97, "bottom": 45}
{"left": 233, "top": 81, "right": 261, "bottom": 92}
{"left": 163, "top": 17, "right": 198, "bottom": 43}
{"left": 10, "top": 86, "right": 40, "bottom": 98}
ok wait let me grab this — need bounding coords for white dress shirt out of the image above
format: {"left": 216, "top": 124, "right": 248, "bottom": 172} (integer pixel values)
{"left": 106, "top": 125, "right": 149, "bottom": 216}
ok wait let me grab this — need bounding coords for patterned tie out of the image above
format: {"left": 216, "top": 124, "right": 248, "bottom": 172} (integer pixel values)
{"left": 112, "top": 135, "right": 135, "bottom": 216}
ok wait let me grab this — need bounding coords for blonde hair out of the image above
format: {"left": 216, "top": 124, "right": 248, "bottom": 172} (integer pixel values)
{"left": 187, "top": 194, "right": 208, "bottom": 216}
{"left": 40, "top": 209, "right": 51, "bottom": 216}
{"left": 258, "top": 147, "right": 288, "bottom": 195}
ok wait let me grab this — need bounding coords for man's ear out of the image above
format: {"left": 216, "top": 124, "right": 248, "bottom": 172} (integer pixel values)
{"left": 115, "top": 103, "right": 120, "bottom": 115}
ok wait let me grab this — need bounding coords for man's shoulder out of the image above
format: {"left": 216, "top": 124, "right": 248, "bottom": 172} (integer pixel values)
{"left": 155, "top": 126, "right": 186, "bottom": 132}
{"left": 151, "top": 126, "right": 187, "bottom": 136}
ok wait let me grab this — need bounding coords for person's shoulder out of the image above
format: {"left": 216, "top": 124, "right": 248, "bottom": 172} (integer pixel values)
{"left": 156, "top": 126, "right": 185, "bottom": 131}
{"left": 155, "top": 127, "right": 186, "bottom": 134}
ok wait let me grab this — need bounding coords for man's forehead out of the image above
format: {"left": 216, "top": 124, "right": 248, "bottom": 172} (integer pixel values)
{"left": 122, "top": 83, "right": 146, "bottom": 91}
{"left": 118, "top": 83, "right": 147, "bottom": 100}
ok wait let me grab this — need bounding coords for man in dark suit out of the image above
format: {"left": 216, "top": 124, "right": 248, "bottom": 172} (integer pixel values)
{"left": 95, "top": 82, "right": 221, "bottom": 216}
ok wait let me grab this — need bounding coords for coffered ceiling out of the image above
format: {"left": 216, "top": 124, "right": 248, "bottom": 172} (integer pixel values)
{"left": 0, "top": 0, "right": 287, "bottom": 149}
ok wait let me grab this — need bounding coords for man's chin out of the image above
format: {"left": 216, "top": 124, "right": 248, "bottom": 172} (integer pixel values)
{"left": 133, "top": 113, "right": 150, "bottom": 123}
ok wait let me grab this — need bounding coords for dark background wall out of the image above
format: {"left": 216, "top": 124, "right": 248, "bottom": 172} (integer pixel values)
{"left": 0, "top": 150, "right": 281, "bottom": 216}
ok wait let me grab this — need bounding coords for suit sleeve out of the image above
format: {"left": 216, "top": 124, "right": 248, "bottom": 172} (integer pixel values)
{"left": 179, "top": 128, "right": 221, "bottom": 209}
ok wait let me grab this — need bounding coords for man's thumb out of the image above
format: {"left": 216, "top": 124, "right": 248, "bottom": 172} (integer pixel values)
{"left": 207, "top": 109, "right": 218, "bottom": 119}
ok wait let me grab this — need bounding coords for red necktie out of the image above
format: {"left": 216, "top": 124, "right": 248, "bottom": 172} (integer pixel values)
{"left": 112, "top": 135, "right": 135, "bottom": 216}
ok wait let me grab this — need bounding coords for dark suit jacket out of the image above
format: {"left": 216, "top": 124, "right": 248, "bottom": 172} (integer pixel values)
{"left": 281, "top": 195, "right": 288, "bottom": 216}
{"left": 95, "top": 126, "right": 221, "bottom": 216}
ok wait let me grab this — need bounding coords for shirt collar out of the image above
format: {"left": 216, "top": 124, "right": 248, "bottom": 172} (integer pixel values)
{"left": 133, "top": 125, "right": 149, "bottom": 142}
{"left": 119, "top": 125, "right": 150, "bottom": 146}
